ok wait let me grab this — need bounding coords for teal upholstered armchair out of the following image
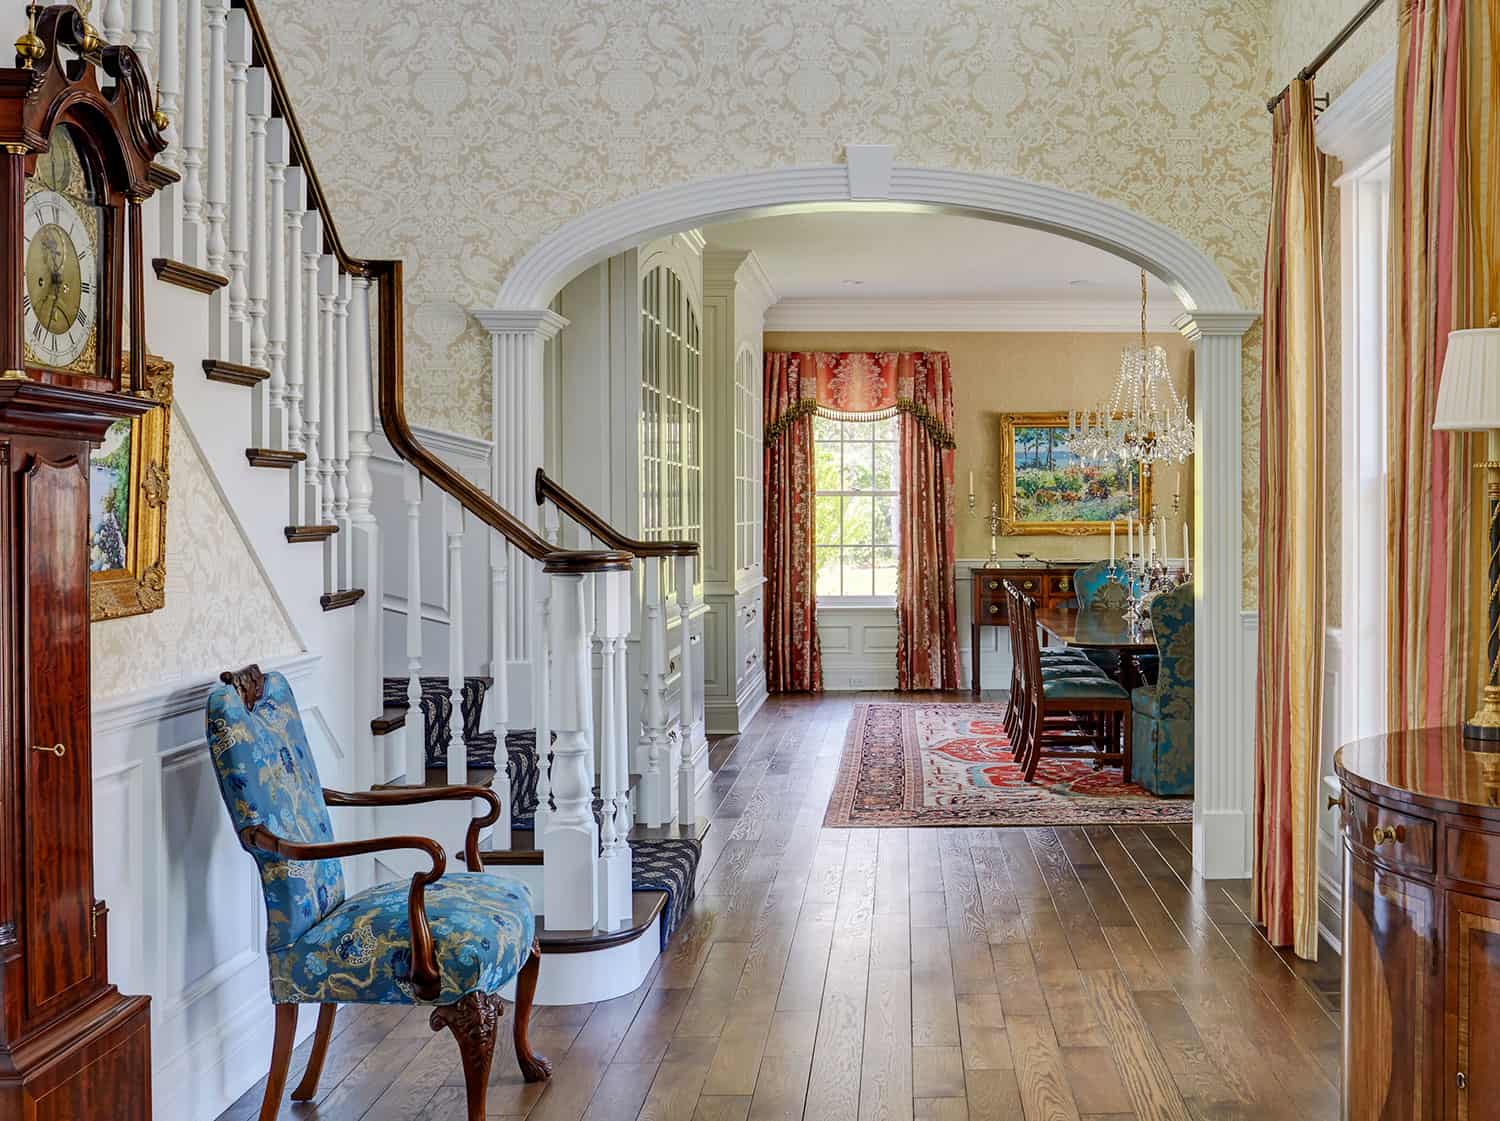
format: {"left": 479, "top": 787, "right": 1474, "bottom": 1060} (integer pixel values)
{"left": 1129, "top": 582, "right": 1194, "bottom": 795}
{"left": 206, "top": 665, "right": 551, "bottom": 1121}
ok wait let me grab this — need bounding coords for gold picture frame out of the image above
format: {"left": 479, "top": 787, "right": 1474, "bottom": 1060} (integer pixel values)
{"left": 997, "top": 411, "right": 1149, "bottom": 536}
{"left": 90, "top": 353, "right": 172, "bottom": 620}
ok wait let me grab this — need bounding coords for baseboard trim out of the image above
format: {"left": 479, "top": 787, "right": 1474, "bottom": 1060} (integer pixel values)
{"left": 1192, "top": 808, "right": 1250, "bottom": 880}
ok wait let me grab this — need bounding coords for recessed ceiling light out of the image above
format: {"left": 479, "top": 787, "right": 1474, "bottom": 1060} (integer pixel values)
{"left": 1069, "top": 279, "right": 1094, "bottom": 287}
{"left": 842, "top": 279, "right": 865, "bottom": 286}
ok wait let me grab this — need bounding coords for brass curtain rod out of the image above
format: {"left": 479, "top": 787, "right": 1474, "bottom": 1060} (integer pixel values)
{"left": 1266, "top": 0, "right": 1389, "bottom": 112}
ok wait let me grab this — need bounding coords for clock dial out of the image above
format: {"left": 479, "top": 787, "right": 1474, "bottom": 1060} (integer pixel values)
{"left": 22, "top": 127, "right": 100, "bottom": 373}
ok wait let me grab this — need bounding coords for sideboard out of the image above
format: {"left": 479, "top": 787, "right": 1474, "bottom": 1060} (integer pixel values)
{"left": 969, "top": 562, "right": 1093, "bottom": 695}
{"left": 1333, "top": 729, "right": 1500, "bottom": 1121}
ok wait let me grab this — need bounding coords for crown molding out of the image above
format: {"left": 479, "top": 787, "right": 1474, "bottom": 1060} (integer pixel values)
{"left": 1316, "top": 49, "right": 1396, "bottom": 166}
{"left": 735, "top": 252, "right": 778, "bottom": 318}
{"left": 763, "top": 297, "right": 1181, "bottom": 334}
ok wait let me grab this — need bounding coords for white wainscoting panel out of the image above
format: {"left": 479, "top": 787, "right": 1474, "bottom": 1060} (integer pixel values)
{"left": 818, "top": 603, "right": 899, "bottom": 691}
{"left": 92, "top": 652, "right": 340, "bottom": 1121}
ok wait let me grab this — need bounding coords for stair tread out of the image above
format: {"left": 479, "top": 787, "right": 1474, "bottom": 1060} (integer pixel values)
{"left": 285, "top": 524, "right": 338, "bottom": 542}
{"left": 534, "top": 889, "right": 667, "bottom": 953}
{"left": 203, "top": 357, "right": 270, "bottom": 386}
{"left": 246, "top": 447, "right": 305, "bottom": 468}
{"left": 373, "top": 765, "right": 497, "bottom": 790}
{"left": 627, "top": 817, "right": 711, "bottom": 844}
{"left": 152, "top": 257, "right": 229, "bottom": 293}
{"left": 371, "top": 707, "right": 407, "bottom": 735}
{"left": 478, "top": 847, "right": 543, "bottom": 867}
{"left": 320, "top": 589, "right": 365, "bottom": 611}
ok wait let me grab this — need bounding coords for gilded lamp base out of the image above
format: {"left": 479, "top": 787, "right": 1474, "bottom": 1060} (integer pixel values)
{"left": 1464, "top": 687, "right": 1500, "bottom": 745}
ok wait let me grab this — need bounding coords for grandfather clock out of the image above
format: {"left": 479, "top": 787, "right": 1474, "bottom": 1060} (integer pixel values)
{"left": 0, "top": 6, "right": 166, "bottom": 1117}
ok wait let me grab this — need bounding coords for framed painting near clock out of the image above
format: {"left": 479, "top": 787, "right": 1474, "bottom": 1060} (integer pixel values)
{"left": 997, "top": 411, "right": 1147, "bottom": 535}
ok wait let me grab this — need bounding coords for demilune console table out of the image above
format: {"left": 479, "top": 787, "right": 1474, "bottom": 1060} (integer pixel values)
{"left": 969, "top": 562, "right": 1093, "bottom": 695}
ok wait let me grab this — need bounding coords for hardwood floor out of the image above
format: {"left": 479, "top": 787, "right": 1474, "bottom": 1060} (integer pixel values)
{"left": 216, "top": 692, "right": 1341, "bottom": 1121}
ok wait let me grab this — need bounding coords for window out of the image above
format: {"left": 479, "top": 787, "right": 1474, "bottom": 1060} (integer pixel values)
{"left": 640, "top": 265, "right": 703, "bottom": 586}
{"left": 814, "top": 414, "right": 899, "bottom": 600}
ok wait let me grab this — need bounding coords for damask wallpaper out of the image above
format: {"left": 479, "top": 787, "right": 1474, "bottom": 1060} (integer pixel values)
{"left": 91, "top": 413, "right": 301, "bottom": 699}
{"left": 1270, "top": 0, "right": 1395, "bottom": 102}
{"left": 253, "top": 0, "right": 1392, "bottom": 611}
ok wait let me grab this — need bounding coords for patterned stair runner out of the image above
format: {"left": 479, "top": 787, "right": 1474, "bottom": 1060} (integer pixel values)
{"left": 380, "top": 677, "right": 700, "bottom": 945}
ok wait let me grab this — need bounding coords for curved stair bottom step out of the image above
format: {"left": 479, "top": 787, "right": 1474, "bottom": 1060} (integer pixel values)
{"left": 500, "top": 890, "right": 667, "bottom": 1006}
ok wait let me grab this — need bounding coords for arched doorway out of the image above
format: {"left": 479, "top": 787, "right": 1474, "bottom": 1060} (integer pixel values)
{"left": 475, "top": 156, "right": 1259, "bottom": 879}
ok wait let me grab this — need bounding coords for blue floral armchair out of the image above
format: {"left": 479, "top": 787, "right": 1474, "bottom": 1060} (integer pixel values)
{"left": 1129, "top": 583, "right": 1194, "bottom": 795}
{"left": 206, "top": 665, "right": 551, "bottom": 1121}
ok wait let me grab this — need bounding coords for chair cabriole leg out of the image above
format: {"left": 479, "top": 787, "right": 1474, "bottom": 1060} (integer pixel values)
{"left": 290, "top": 1003, "right": 337, "bottom": 1101}
{"left": 432, "top": 990, "right": 503, "bottom": 1121}
{"left": 514, "top": 939, "right": 552, "bottom": 1081}
{"left": 256, "top": 1003, "right": 299, "bottom": 1121}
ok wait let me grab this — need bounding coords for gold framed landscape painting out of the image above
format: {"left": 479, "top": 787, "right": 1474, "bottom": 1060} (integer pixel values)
{"left": 90, "top": 353, "right": 172, "bottom": 621}
{"left": 997, "top": 411, "right": 1147, "bottom": 536}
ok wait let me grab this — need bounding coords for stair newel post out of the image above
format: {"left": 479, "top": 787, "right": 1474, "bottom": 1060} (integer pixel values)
{"left": 299, "top": 211, "right": 323, "bottom": 539}
{"left": 155, "top": 0, "right": 182, "bottom": 258}
{"left": 282, "top": 167, "right": 306, "bottom": 469}
{"left": 596, "top": 568, "right": 633, "bottom": 929}
{"left": 264, "top": 119, "right": 289, "bottom": 451}
{"left": 544, "top": 568, "right": 600, "bottom": 932}
{"left": 224, "top": 10, "right": 251, "bottom": 363}
{"left": 403, "top": 464, "right": 426, "bottom": 786}
{"left": 639, "top": 556, "right": 670, "bottom": 827}
{"left": 487, "top": 532, "right": 512, "bottom": 851}
{"left": 203, "top": 0, "right": 229, "bottom": 281}
{"left": 179, "top": 0, "right": 205, "bottom": 263}
{"left": 445, "top": 495, "right": 467, "bottom": 788}
{"left": 334, "top": 272, "right": 353, "bottom": 591}
{"left": 674, "top": 552, "right": 698, "bottom": 825}
{"left": 316, "top": 252, "right": 337, "bottom": 567}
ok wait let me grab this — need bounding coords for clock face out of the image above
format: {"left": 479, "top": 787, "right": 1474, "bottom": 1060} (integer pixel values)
{"left": 23, "top": 127, "right": 101, "bottom": 373}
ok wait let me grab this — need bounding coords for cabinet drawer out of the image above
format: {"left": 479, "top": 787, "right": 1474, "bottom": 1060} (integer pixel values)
{"left": 1048, "top": 573, "right": 1075, "bottom": 599}
{"left": 1444, "top": 822, "right": 1500, "bottom": 887}
{"left": 977, "top": 597, "right": 1007, "bottom": 624}
{"left": 1343, "top": 791, "right": 1435, "bottom": 875}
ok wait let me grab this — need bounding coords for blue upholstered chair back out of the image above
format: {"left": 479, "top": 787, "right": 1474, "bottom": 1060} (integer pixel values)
{"left": 1073, "top": 561, "right": 1110, "bottom": 608}
{"left": 1149, "top": 582, "right": 1194, "bottom": 707}
{"left": 206, "top": 671, "right": 346, "bottom": 951}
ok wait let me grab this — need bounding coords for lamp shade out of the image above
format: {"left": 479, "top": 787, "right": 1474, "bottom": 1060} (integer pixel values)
{"left": 1433, "top": 327, "right": 1500, "bottom": 431}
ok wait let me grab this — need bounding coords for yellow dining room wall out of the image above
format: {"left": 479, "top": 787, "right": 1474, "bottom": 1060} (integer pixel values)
{"left": 763, "top": 330, "right": 1196, "bottom": 565}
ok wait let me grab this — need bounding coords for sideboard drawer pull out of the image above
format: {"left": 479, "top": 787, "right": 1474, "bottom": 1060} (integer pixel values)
{"left": 31, "top": 742, "right": 65, "bottom": 758}
{"left": 1372, "top": 824, "right": 1404, "bottom": 846}
{"left": 1326, "top": 794, "right": 1344, "bottom": 811}
{"left": 987, "top": 579, "right": 1000, "bottom": 591}
{"left": 987, "top": 604, "right": 1000, "bottom": 616}
{"left": 1021, "top": 579, "right": 1035, "bottom": 590}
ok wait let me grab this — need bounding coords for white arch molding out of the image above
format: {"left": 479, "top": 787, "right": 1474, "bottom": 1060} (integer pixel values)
{"left": 474, "top": 157, "right": 1259, "bottom": 880}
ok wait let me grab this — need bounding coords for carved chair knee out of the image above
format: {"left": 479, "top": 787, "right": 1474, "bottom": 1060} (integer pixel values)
{"left": 207, "top": 666, "right": 552, "bottom": 1121}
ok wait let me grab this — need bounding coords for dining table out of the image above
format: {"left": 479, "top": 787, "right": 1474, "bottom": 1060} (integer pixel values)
{"left": 1034, "top": 604, "right": 1158, "bottom": 688}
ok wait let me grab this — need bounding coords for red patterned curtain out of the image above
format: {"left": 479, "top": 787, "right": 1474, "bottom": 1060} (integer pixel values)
{"left": 896, "top": 353, "right": 960, "bottom": 690}
{"left": 763, "top": 351, "right": 959, "bottom": 692}
{"left": 764, "top": 353, "right": 822, "bottom": 692}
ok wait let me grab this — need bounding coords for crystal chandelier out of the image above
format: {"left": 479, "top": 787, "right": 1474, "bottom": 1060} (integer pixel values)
{"left": 1066, "top": 270, "right": 1195, "bottom": 466}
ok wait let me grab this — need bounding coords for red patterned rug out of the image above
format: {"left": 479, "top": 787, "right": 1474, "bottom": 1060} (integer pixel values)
{"left": 824, "top": 702, "right": 1192, "bottom": 827}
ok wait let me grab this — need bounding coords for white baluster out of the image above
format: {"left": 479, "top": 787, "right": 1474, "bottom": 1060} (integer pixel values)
{"left": 300, "top": 211, "right": 323, "bottom": 525}
{"left": 103, "top": 0, "right": 126, "bottom": 44}
{"left": 674, "top": 552, "right": 698, "bottom": 826}
{"left": 446, "top": 496, "right": 467, "bottom": 788}
{"left": 334, "top": 272, "right": 353, "bottom": 590}
{"left": 179, "top": 0, "right": 205, "bottom": 265}
{"left": 596, "top": 569, "right": 633, "bottom": 929}
{"left": 155, "top": 0, "right": 183, "bottom": 259}
{"left": 129, "top": 0, "right": 154, "bottom": 78}
{"left": 283, "top": 166, "right": 306, "bottom": 464}
{"left": 404, "top": 465, "right": 426, "bottom": 786}
{"left": 246, "top": 69, "right": 271, "bottom": 376}
{"left": 613, "top": 617, "right": 632, "bottom": 838}
{"left": 532, "top": 556, "right": 552, "bottom": 836}
{"left": 545, "top": 570, "right": 600, "bottom": 932}
{"left": 639, "top": 556, "right": 671, "bottom": 827}
{"left": 224, "top": 11, "right": 251, "bottom": 363}
{"left": 316, "top": 254, "right": 337, "bottom": 594}
{"left": 346, "top": 276, "right": 374, "bottom": 535}
{"left": 265, "top": 118, "right": 290, "bottom": 451}
{"left": 487, "top": 532, "right": 512, "bottom": 851}
{"left": 317, "top": 255, "right": 337, "bottom": 546}
{"left": 203, "top": 0, "right": 228, "bottom": 281}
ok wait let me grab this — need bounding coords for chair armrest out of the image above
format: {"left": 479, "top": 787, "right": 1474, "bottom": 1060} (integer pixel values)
{"left": 322, "top": 785, "right": 504, "bottom": 871}
{"left": 239, "top": 824, "right": 446, "bottom": 1001}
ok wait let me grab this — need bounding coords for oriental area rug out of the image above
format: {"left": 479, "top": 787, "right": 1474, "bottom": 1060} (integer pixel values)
{"left": 824, "top": 703, "right": 1193, "bottom": 828}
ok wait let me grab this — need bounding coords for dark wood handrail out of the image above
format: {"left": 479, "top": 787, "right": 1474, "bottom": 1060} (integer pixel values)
{"left": 535, "top": 468, "right": 698, "bottom": 559}
{"left": 234, "top": 0, "right": 630, "bottom": 576}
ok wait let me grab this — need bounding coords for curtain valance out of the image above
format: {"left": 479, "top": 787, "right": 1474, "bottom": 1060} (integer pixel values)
{"left": 763, "top": 352, "right": 957, "bottom": 450}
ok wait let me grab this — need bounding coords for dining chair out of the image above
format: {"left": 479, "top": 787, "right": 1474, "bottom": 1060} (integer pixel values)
{"left": 1010, "top": 589, "right": 1132, "bottom": 782}
{"left": 1001, "top": 580, "right": 1094, "bottom": 742}
{"left": 1129, "top": 581, "right": 1195, "bottom": 795}
{"left": 205, "top": 665, "right": 552, "bottom": 1121}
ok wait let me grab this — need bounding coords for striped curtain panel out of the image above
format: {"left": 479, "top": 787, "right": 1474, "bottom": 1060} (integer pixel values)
{"left": 763, "top": 352, "right": 822, "bottom": 692}
{"left": 1387, "top": 0, "right": 1474, "bottom": 731}
{"left": 1254, "top": 79, "right": 1327, "bottom": 960}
